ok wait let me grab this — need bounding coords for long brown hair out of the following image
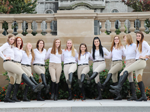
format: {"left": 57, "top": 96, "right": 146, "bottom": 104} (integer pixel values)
{"left": 110, "top": 35, "right": 123, "bottom": 52}
{"left": 25, "top": 43, "right": 35, "bottom": 63}
{"left": 15, "top": 37, "right": 23, "bottom": 49}
{"left": 36, "top": 39, "right": 45, "bottom": 51}
{"left": 65, "top": 39, "right": 76, "bottom": 57}
{"left": 123, "top": 34, "right": 133, "bottom": 45}
{"left": 7, "top": 34, "right": 15, "bottom": 45}
{"left": 51, "top": 39, "right": 62, "bottom": 54}
{"left": 136, "top": 31, "right": 144, "bottom": 53}
{"left": 78, "top": 43, "right": 88, "bottom": 60}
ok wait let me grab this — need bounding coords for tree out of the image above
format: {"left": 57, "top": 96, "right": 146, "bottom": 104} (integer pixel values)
{"left": 122, "top": 0, "right": 150, "bottom": 12}
{"left": 0, "top": 0, "right": 37, "bottom": 14}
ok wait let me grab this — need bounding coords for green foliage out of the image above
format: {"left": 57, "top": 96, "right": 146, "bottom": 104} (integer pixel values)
{"left": 0, "top": 60, "right": 150, "bottom": 101}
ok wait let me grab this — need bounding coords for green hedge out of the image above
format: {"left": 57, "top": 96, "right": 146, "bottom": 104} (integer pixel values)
{"left": 0, "top": 60, "right": 150, "bottom": 101}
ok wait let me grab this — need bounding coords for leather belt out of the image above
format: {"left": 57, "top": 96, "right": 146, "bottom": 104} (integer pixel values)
{"left": 112, "top": 60, "right": 122, "bottom": 62}
{"left": 94, "top": 60, "right": 104, "bottom": 63}
{"left": 21, "top": 64, "right": 31, "bottom": 67}
{"left": 78, "top": 63, "right": 88, "bottom": 66}
{"left": 33, "top": 64, "right": 45, "bottom": 66}
{"left": 64, "top": 62, "right": 76, "bottom": 65}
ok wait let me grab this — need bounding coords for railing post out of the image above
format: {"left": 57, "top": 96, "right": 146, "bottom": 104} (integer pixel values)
{"left": 26, "top": 20, "right": 33, "bottom": 36}
{"left": 139, "top": 19, "right": 146, "bottom": 35}
{"left": 16, "top": 20, "right": 23, "bottom": 36}
{"left": 120, "top": 19, "right": 125, "bottom": 35}
{"left": 36, "top": 20, "right": 43, "bottom": 36}
{"left": 7, "top": 20, "right": 13, "bottom": 35}
{"left": 0, "top": 21, "right": 4, "bottom": 36}
{"left": 46, "top": 20, "right": 52, "bottom": 36}
{"left": 110, "top": 19, "right": 116, "bottom": 35}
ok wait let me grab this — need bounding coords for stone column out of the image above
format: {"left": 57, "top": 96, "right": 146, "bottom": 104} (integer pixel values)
{"left": 16, "top": 20, "right": 23, "bottom": 37}
{"left": 26, "top": 20, "right": 33, "bottom": 36}
{"left": 100, "top": 19, "right": 106, "bottom": 36}
{"left": 139, "top": 19, "right": 146, "bottom": 35}
{"left": 0, "top": 21, "right": 4, "bottom": 36}
{"left": 36, "top": 20, "right": 43, "bottom": 36}
{"left": 7, "top": 20, "right": 13, "bottom": 35}
{"left": 120, "top": 19, "right": 125, "bottom": 35}
{"left": 110, "top": 19, "right": 116, "bottom": 36}
{"left": 46, "top": 20, "right": 52, "bottom": 36}
{"left": 129, "top": 19, "right": 136, "bottom": 42}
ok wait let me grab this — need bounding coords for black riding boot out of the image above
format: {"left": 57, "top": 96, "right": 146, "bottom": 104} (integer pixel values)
{"left": 41, "top": 73, "right": 50, "bottom": 94}
{"left": 110, "top": 71, "right": 128, "bottom": 92}
{"left": 37, "top": 91, "right": 44, "bottom": 101}
{"left": 4, "top": 84, "right": 15, "bottom": 103}
{"left": 67, "top": 73, "right": 73, "bottom": 86}
{"left": 54, "top": 83, "right": 59, "bottom": 101}
{"left": 51, "top": 82, "right": 56, "bottom": 100}
{"left": 95, "top": 82, "right": 102, "bottom": 100}
{"left": 12, "top": 84, "right": 20, "bottom": 102}
{"left": 80, "top": 84, "right": 86, "bottom": 100}
{"left": 22, "top": 74, "right": 44, "bottom": 92}
{"left": 23, "top": 85, "right": 30, "bottom": 101}
{"left": 67, "top": 88, "right": 72, "bottom": 101}
{"left": 127, "top": 82, "right": 137, "bottom": 101}
{"left": 136, "top": 81, "right": 147, "bottom": 101}
{"left": 87, "top": 72, "right": 98, "bottom": 81}
{"left": 101, "top": 73, "right": 112, "bottom": 91}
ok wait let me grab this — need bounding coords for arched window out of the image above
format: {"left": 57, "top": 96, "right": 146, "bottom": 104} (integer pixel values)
{"left": 112, "top": 9, "right": 119, "bottom": 13}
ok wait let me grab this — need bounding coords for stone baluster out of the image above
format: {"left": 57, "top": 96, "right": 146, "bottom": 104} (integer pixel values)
{"left": 46, "top": 20, "right": 52, "bottom": 36}
{"left": 0, "top": 21, "right": 4, "bottom": 36}
{"left": 100, "top": 19, "right": 106, "bottom": 36}
{"left": 139, "top": 19, "right": 146, "bottom": 35}
{"left": 36, "top": 20, "right": 43, "bottom": 36}
{"left": 129, "top": 19, "right": 136, "bottom": 34}
{"left": 110, "top": 19, "right": 116, "bottom": 36}
{"left": 120, "top": 19, "right": 125, "bottom": 35}
{"left": 7, "top": 20, "right": 13, "bottom": 35}
{"left": 26, "top": 20, "right": 33, "bottom": 36}
{"left": 16, "top": 20, "right": 23, "bottom": 36}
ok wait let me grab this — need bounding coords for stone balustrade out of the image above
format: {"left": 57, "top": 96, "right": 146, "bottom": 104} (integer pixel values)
{"left": 0, "top": 10, "right": 150, "bottom": 87}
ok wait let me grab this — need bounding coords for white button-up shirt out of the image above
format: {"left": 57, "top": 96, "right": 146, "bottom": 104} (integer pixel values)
{"left": 13, "top": 47, "right": 23, "bottom": 62}
{"left": 33, "top": 48, "right": 46, "bottom": 65}
{"left": 21, "top": 51, "right": 32, "bottom": 65}
{"left": 136, "top": 40, "right": 150, "bottom": 59}
{"left": 124, "top": 43, "right": 136, "bottom": 60}
{"left": 77, "top": 52, "right": 92, "bottom": 65}
{"left": 62, "top": 49, "right": 78, "bottom": 64}
{"left": 45, "top": 48, "right": 62, "bottom": 64}
{"left": 0, "top": 42, "right": 14, "bottom": 60}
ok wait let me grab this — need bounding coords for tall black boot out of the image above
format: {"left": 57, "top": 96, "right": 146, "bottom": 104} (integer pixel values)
{"left": 23, "top": 85, "right": 30, "bottom": 101}
{"left": 4, "top": 84, "right": 15, "bottom": 103}
{"left": 54, "top": 83, "right": 59, "bottom": 101}
{"left": 79, "top": 74, "right": 85, "bottom": 88}
{"left": 95, "top": 82, "right": 102, "bottom": 100}
{"left": 136, "top": 81, "right": 147, "bottom": 101}
{"left": 67, "top": 88, "right": 72, "bottom": 101}
{"left": 30, "top": 76, "right": 38, "bottom": 85}
{"left": 67, "top": 73, "right": 73, "bottom": 86}
{"left": 12, "top": 84, "right": 20, "bottom": 102}
{"left": 80, "top": 84, "right": 86, "bottom": 100}
{"left": 51, "top": 81, "right": 56, "bottom": 100}
{"left": 37, "top": 91, "right": 45, "bottom": 101}
{"left": 41, "top": 73, "right": 50, "bottom": 94}
{"left": 22, "top": 74, "right": 44, "bottom": 92}
{"left": 87, "top": 72, "right": 98, "bottom": 81}
{"left": 110, "top": 71, "right": 128, "bottom": 92}
{"left": 101, "top": 73, "right": 112, "bottom": 91}
{"left": 128, "top": 82, "right": 137, "bottom": 101}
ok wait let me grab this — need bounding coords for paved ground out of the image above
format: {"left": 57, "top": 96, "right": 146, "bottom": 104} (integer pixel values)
{"left": 0, "top": 100, "right": 150, "bottom": 112}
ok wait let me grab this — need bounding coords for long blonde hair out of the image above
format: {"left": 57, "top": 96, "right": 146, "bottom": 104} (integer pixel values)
{"left": 123, "top": 34, "right": 133, "bottom": 45}
{"left": 110, "top": 35, "right": 123, "bottom": 51}
{"left": 51, "top": 39, "right": 62, "bottom": 54}
{"left": 65, "top": 39, "right": 75, "bottom": 57}
{"left": 25, "top": 43, "right": 35, "bottom": 63}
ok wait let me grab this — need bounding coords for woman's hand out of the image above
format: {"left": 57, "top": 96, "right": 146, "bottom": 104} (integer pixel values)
{"left": 6, "top": 57, "right": 11, "bottom": 60}
{"left": 139, "top": 56, "right": 146, "bottom": 59}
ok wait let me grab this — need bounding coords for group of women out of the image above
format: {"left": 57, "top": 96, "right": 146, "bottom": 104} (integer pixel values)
{"left": 0, "top": 31, "right": 149, "bottom": 103}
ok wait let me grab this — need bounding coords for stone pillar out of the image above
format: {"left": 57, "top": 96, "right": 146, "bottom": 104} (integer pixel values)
{"left": 110, "top": 19, "right": 116, "bottom": 36}
{"left": 36, "top": 20, "right": 43, "bottom": 36}
{"left": 7, "top": 20, "right": 13, "bottom": 35}
{"left": 100, "top": 19, "right": 106, "bottom": 36}
{"left": 16, "top": 20, "right": 23, "bottom": 37}
{"left": 46, "top": 20, "right": 52, "bottom": 36}
{"left": 139, "top": 19, "right": 146, "bottom": 35}
{"left": 26, "top": 20, "right": 33, "bottom": 36}
{"left": 0, "top": 21, "right": 4, "bottom": 36}
{"left": 120, "top": 19, "right": 125, "bottom": 35}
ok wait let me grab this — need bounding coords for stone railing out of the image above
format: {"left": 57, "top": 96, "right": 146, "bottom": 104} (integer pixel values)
{"left": 0, "top": 10, "right": 150, "bottom": 87}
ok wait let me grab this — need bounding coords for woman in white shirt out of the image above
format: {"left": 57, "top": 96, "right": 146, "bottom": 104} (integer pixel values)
{"left": 62, "top": 39, "right": 78, "bottom": 100}
{"left": 45, "top": 39, "right": 62, "bottom": 101}
{"left": 110, "top": 34, "right": 137, "bottom": 100}
{"left": 21, "top": 43, "right": 44, "bottom": 101}
{"left": 101, "top": 35, "right": 125, "bottom": 97}
{"left": 33, "top": 40, "right": 50, "bottom": 100}
{"left": 111, "top": 32, "right": 150, "bottom": 101}
{"left": 0, "top": 35, "right": 43, "bottom": 102}
{"left": 86, "top": 37, "right": 110, "bottom": 100}
{"left": 77, "top": 43, "right": 92, "bottom": 100}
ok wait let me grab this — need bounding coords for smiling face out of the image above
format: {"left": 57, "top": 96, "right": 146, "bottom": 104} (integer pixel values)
{"left": 136, "top": 33, "right": 142, "bottom": 42}
{"left": 17, "top": 38, "right": 22, "bottom": 47}
{"left": 114, "top": 36, "right": 119, "bottom": 44}
{"left": 9, "top": 36, "right": 15, "bottom": 45}
{"left": 55, "top": 39, "right": 61, "bottom": 48}
{"left": 94, "top": 39, "right": 100, "bottom": 47}
{"left": 80, "top": 45, "right": 86, "bottom": 52}
{"left": 27, "top": 43, "right": 32, "bottom": 50}
{"left": 67, "top": 40, "right": 72, "bottom": 49}
{"left": 38, "top": 41, "right": 44, "bottom": 50}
